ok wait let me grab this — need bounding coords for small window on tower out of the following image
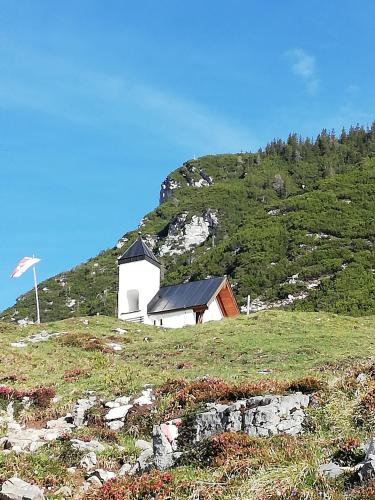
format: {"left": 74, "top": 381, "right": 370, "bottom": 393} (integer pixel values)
{"left": 127, "top": 289, "right": 139, "bottom": 312}
{"left": 160, "top": 318, "right": 163, "bottom": 326}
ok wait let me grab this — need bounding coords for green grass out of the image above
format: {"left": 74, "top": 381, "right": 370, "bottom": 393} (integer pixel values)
{"left": 0, "top": 311, "right": 374, "bottom": 400}
{"left": 1, "top": 312, "right": 375, "bottom": 498}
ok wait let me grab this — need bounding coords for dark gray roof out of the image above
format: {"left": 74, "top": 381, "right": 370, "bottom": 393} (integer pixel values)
{"left": 118, "top": 237, "right": 160, "bottom": 267}
{"left": 148, "top": 276, "right": 225, "bottom": 314}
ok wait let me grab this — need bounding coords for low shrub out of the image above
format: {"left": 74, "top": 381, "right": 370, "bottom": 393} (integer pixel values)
{"left": 181, "top": 431, "right": 311, "bottom": 476}
{"left": 354, "top": 386, "right": 375, "bottom": 428}
{"left": 332, "top": 437, "right": 364, "bottom": 466}
{"left": 157, "top": 376, "right": 323, "bottom": 417}
{"left": 58, "top": 332, "right": 113, "bottom": 353}
{"left": 52, "top": 440, "right": 85, "bottom": 467}
{"left": 85, "top": 471, "right": 173, "bottom": 499}
{"left": 287, "top": 376, "right": 325, "bottom": 393}
{"left": 0, "top": 385, "right": 55, "bottom": 408}
{"left": 125, "top": 404, "right": 159, "bottom": 438}
{"left": 85, "top": 406, "right": 106, "bottom": 427}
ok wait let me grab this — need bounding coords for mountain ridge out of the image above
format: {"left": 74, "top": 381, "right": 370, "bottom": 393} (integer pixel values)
{"left": 3, "top": 123, "right": 375, "bottom": 323}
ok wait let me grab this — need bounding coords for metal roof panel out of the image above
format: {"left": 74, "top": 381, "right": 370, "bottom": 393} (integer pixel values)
{"left": 147, "top": 276, "right": 225, "bottom": 314}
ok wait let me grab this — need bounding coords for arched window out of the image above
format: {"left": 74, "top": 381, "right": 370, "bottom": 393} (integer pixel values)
{"left": 127, "top": 289, "right": 139, "bottom": 312}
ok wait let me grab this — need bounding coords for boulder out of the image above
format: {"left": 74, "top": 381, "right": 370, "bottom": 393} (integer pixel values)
{"left": 70, "top": 439, "right": 105, "bottom": 453}
{"left": 133, "top": 387, "right": 153, "bottom": 406}
{"left": 80, "top": 452, "right": 97, "bottom": 470}
{"left": 115, "top": 396, "right": 131, "bottom": 405}
{"left": 105, "top": 401, "right": 120, "bottom": 409}
{"left": 87, "top": 469, "right": 116, "bottom": 483}
{"left": 130, "top": 448, "right": 154, "bottom": 475}
{"left": 105, "top": 405, "right": 133, "bottom": 421}
{"left": 0, "top": 477, "right": 45, "bottom": 500}
{"left": 107, "top": 420, "right": 124, "bottom": 431}
{"left": 69, "top": 396, "right": 97, "bottom": 427}
{"left": 118, "top": 463, "right": 132, "bottom": 476}
{"left": 153, "top": 393, "right": 310, "bottom": 470}
{"left": 365, "top": 438, "right": 375, "bottom": 460}
{"left": 135, "top": 439, "right": 152, "bottom": 451}
{"left": 318, "top": 462, "right": 345, "bottom": 479}
{"left": 153, "top": 419, "right": 181, "bottom": 470}
{"left": 358, "top": 460, "right": 375, "bottom": 482}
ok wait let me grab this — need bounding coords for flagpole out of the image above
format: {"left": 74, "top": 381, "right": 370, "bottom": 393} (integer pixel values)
{"left": 32, "top": 262, "right": 41, "bottom": 325}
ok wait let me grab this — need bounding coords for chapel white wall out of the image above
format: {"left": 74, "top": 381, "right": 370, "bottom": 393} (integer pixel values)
{"left": 203, "top": 298, "right": 223, "bottom": 322}
{"left": 118, "top": 259, "right": 160, "bottom": 321}
{"left": 148, "top": 309, "right": 196, "bottom": 328}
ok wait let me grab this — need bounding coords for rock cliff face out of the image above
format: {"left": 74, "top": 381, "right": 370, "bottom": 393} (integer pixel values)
{"left": 159, "top": 209, "right": 218, "bottom": 256}
{"left": 159, "top": 177, "right": 180, "bottom": 204}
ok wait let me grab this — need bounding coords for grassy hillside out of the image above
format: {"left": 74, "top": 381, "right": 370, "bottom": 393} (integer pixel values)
{"left": 1, "top": 312, "right": 375, "bottom": 498}
{"left": 3, "top": 124, "right": 375, "bottom": 323}
{"left": 1, "top": 311, "right": 375, "bottom": 395}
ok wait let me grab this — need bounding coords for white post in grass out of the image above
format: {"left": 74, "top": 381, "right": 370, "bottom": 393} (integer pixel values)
{"left": 246, "top": 294, "right": 251, "bottom": 316}
{"left": 32, "top": 256, "right": 41, "bottom": 324}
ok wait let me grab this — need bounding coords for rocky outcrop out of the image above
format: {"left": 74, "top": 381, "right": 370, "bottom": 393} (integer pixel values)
{"left": 103, "top": 386, "right": 154, "bottom": 430}
{"left": 153, "top": 393, "right": 309, "bottom": 470}
{"left": 0, "top": 417, "right": 74, "bottom": 454}
{"left": 194, "top": 393, "right": 309, "bottom": 440}
{"left": 153, "top": 419, "right": 182, "bottom": 470}
{"left": 160, "top": 177, "right": 180, "bottom": 204}
{"left": 356, "top": 438, "right": 375, "bottom": 482}
{"left": 159, "top": 210, "right": 218, "bottom": 256}
{"left": 67, "top": 395, "right": 97, "bottom": 427}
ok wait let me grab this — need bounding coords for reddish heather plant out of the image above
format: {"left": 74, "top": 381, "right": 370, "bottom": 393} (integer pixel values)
{"left": 157, "top": 376, "right": 323, "bottom": 417}
{"left": 333, "top": 437, "right": 364, "bottom": 466}
{"left": 207, "top": 432, "right": 307, "bottom": 469}
{"left": 0, "top": 384, "right": 55, "bottom": 408}
{"left": 85, "top": 471, "right": 173, "bottom": 500}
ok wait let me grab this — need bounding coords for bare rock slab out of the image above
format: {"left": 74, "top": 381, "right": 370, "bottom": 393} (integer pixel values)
{"left": 0, "top": 477, "right": 45, "bottom": 500}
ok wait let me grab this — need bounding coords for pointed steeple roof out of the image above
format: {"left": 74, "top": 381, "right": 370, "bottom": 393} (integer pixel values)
{"left": 118, "top": 237, "right": 160, "bottom": 267}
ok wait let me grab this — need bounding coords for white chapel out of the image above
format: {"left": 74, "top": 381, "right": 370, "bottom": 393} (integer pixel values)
{"left": 117, "top": 237, "right": 239, "bottom": 328}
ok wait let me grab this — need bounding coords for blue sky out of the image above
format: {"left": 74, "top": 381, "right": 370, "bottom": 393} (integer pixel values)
{"left": 1, "top": 0, "right": 375, "bottom": 311}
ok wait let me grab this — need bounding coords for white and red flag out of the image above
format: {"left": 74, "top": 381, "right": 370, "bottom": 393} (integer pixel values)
{"left": 11, "top": 256, "right": 41, "bottom": 278}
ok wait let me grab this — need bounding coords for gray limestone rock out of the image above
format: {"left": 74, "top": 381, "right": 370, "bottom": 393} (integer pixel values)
{"left": 135, "top": 439, "right": 153, "bottom": 451}
{"left": 80, "top": 452, "right": 97, "bottom": 470}
{"left": 70, "top": 439, "right": 105, "bottom": 453}
{"left": 69, "top": 396, "right": 96, "bottom": 427}
{"left": 106, "top": 420, "right": 124, "bottom": 431}
{"left": 194, "top": 404, "right": 229, "bottom": 442}
{"left": 105, "top": 404, "right": 132, "bottom": 421}
{"left": 87, "top": 469, "right": 116, "bottom": 483}
{"left": 0, "top": 476, "right": 45, "bottom": 500}
{"left": 118, "top": 463, "right": 132, "bottom": 476}
{"left": 358, "top": 460, "right": 375, "bottom": 482}
{"left": 130, "top": 448, "right": 154, "bottom": 475}
{"left": 318, "top": 462, "right": 345, "bottom": 479}
{"left": 365, "top": 438, "right": 375, "bottom": 460}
